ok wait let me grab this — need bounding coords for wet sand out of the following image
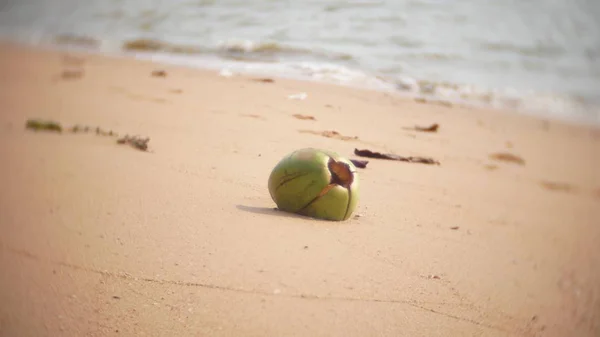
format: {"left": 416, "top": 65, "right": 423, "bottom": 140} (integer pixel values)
{"left": 0, "top": 42, "right": 599, "bottom": 336}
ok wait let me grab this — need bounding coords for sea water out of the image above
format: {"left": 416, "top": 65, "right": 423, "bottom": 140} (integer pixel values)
{"left": 1, "top": 0, "right": 599, "bottom": 124}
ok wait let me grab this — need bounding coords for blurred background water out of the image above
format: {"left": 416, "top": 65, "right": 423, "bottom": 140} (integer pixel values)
{"left": 1, "top": 0, "right": 599, "bottom": 124}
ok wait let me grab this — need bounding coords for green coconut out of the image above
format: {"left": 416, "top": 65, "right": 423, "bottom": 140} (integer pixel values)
{"left": 268, "top": 148, "right": 359, "bottom": 221}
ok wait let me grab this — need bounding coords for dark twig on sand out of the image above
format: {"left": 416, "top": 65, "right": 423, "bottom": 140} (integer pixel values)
{"left": 354, "top": 148, "right": 440, "bottom": 165}
{"left": 414, "top": 123, "right": 439, "bottom": 132}
{"left": 402, "top": 123, "right": 439, "bottom": 133}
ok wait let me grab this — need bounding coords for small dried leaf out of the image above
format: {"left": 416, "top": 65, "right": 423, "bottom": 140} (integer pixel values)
{"left": 489, "top": 152, "right": 525, "bottom": 166}
{"left": 151, "top": 70, "right": 167, "bottom": 77}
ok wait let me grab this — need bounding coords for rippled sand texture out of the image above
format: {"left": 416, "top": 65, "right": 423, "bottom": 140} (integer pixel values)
{"left": 1, "top": 43, "right": 599, "bottom": 336}
{"left": 0, "top": 0, "right": 599, "bottom": 123}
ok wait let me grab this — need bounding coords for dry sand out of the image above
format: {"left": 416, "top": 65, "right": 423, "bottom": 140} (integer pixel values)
{"left": 0, "top": 42, "right": 599, "bottom": 336}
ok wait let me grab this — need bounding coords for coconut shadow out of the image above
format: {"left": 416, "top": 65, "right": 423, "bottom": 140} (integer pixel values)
{"left": 235, "top": 205, "right": 326, "bottom": 221}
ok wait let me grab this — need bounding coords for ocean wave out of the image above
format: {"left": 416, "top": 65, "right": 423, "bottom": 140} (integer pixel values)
{"left": 396, "top": 52, "right": 463, "bottom": 61}
{"left": 325, "top": 1, "right": 385, "bottom": 12}
{"left": 119, "top": 37, "right": 355, "bottom": 64}
{"left": 394, "top": 76, "right": 599, "bottom": 124}
{"left": 217, "top": 40, "right": 302, "bottom": 54}
{"left": 389, "top": 35, "right": 423, "bottom": 48}
{"left": 122, "top": 38, "right": 205, "bottom": 54}
{"left": 216, "top": 39, "right": 354, "bottom": 61}
{"left": 37, "top": 33, "right": 600, "bottom": 125}
{"left": 54, "top": 34, "right": 101, "bottom": 49}
{"left": 478, "top": 41, "right": 565, "bottom": 58}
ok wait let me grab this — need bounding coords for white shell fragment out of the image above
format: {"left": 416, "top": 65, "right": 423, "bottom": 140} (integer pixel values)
{"left": 219, "top": 68, "right": 233, "bottom": 77}
{"left": 288, "top": 92, "right": 308, "bottom": 100}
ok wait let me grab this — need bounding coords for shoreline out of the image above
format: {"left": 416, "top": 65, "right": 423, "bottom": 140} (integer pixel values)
{"left": 4, "top": 37, "right": 600, "bottom": 128}
{"left": 1, "top": 41, "right": 599, "bottom": 336}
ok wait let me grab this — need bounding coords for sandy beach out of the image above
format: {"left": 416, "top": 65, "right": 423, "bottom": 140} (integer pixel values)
{"left": 0, "top": 42, "right": 599, "bottom": 336}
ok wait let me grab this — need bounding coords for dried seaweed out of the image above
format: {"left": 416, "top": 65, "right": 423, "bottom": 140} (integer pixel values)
{"left": 26, "top": 119, "right": 149, "bottom": 152}
{"left": 68, "top": 125, "right": 100, "bottom": 134}
{"left": 94, "top": 127, "right": 117, "bottom": 137}
{"left": 25, "top": 119, "right": 63, "bottom": 133}
{"left": 117, "top": 135, "right": 150, "bottom": 152}
{"left": 354, "top": 148, "right": 440, "bottom": 165}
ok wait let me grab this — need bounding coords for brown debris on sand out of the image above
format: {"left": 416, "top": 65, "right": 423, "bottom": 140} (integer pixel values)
{"left": 117, "top": 135, "right": 150, "bottom": 152}
{"left": 415, "top": 123, "right": 439, "bottom": 132}
{"left": 354, "top": 148, "right": 440, "bottom": 165}
{"left": 489, "top": 152, "right": 525, "bottom": 166}
{"left": 151, "top": 70, "right": 167, "bottom": 78}
{"left": 252, "top": 78, "right": 275, "bottom": 83}
{"left": 404, "top": 123, "right": 439, "bottom": 133}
